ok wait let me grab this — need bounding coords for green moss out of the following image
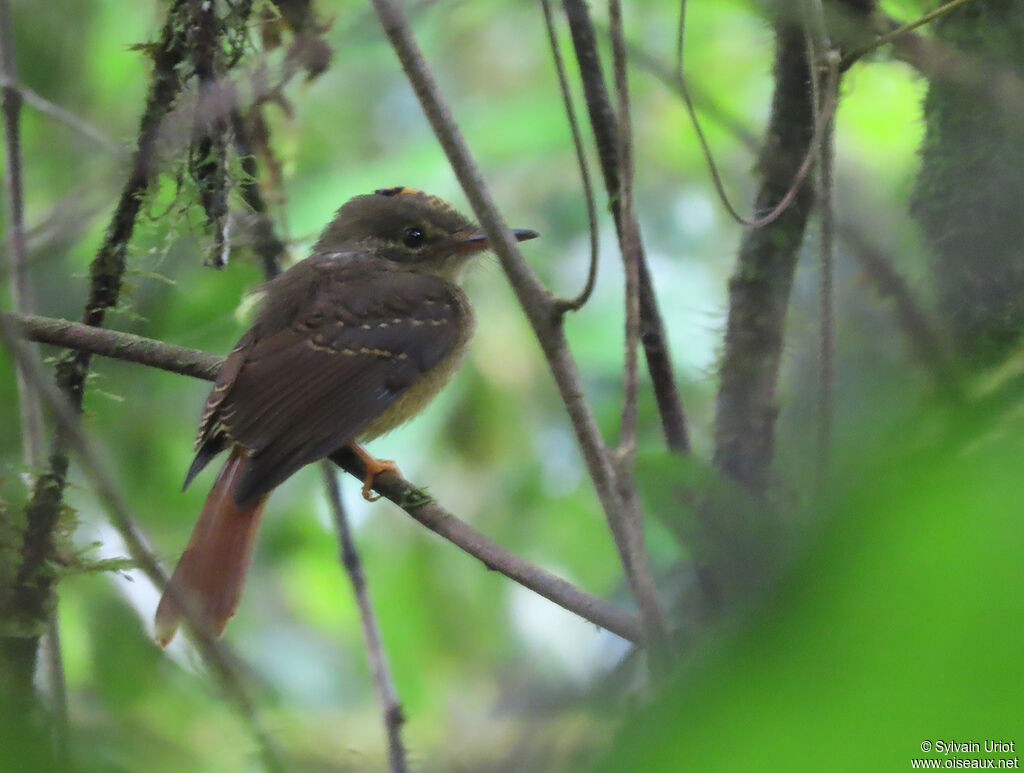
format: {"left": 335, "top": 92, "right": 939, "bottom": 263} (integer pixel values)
{"left": 911, "top": 0, "right": 1024, "bottom": 367}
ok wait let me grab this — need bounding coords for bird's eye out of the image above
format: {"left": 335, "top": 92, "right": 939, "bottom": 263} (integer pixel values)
{"left": 402, "top": 227, "right": 424, "bottom": 248}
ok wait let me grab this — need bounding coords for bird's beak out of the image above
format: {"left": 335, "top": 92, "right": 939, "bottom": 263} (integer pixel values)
{"left": 455, "top": 228, "right": 540, "bottom": 254}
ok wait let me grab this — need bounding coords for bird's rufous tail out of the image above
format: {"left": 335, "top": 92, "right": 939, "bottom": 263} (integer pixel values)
{"left": 155, "top": 447, "right": 266, "bottom": 647}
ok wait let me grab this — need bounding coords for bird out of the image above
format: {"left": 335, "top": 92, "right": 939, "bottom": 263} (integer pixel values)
{"left": 154, "top": 186, "right": 538, "bottom": 646}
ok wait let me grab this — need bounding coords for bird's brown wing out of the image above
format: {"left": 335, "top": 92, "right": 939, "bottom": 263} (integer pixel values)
{"left": 186, "top": 255, "right": 467, "bottom": 505}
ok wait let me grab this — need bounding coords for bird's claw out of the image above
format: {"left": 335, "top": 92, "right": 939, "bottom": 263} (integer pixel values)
{"left": 359, "top": 455, "right": 400, "bottom": 502}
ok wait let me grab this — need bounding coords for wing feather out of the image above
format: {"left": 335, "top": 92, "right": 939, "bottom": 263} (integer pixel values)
{"left": 188, "top": 253, "right": 467, "bottom": 504}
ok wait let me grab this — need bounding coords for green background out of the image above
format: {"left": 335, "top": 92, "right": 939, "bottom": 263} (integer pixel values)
{"left": 0, "top": 0, "right": 1020, "bottom": 770}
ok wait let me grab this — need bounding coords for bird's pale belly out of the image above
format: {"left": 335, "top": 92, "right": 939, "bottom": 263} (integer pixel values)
{"left": 360, "top": 302, "right": 475, "bottom": 441}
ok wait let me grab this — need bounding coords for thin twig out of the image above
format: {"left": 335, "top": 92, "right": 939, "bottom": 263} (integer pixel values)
{"left": 231, "top": 109, "right": 286, "bottom": 279}
{"left": 321, "top": 465, "right": 408, "bottom": 773}
{"left": 562, "top": 0, "right": 690, "bottom": 454}
{"left": 626, "top": 34, "right": 759, "bottom": 149}
{"left": 609, "top": 0, "right": 640, "bottom": 466}
{"left": 2, "top": 311, "right": 645, "bottom": 644}
{"left": 0, "top": 317, "right": 287, "bottom": 773}
{"left": 630, "top": 27, "right": 962, "bottom": 406}
{"left": 841, "top": 0, "right": 979, "bottom": 70}
{"left": 673, "top": 0, "right": 832, "bottom": 229}
{"left": 608, "top": 0, "right": 668, "bottom": 665}
{"left": 866, "top": 16, "right": 1024, "bottom": 121}
{"left": 0, "top": 0, "right": 67, "bottom": 758}
{"left": 674, "top": 0, "right": 687, "bottom": 71}
{"left": 0, "top": 77, "right": 119, "bottom": 152}
{"left": 539, "top": 0, "right": 599, "bottom": 314}
{"left": 369, "top": 0, "right": 659, "bottom": 649}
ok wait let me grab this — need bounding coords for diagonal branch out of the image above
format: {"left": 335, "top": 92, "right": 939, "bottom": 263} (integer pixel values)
{"left": 538, "top": 0, "right": 599, "bottom": 313}
{"left": 607, "top": 0, "right": 668, "bottom": 669}
{"left": 840, "top": 0, "right": 978, "bottom": 69}
{"left": 561, "top": 0, "right": 690, "bottom": 455}
{"left": 328, "top": 449, "right": 643, "bottom": 643}
{"left": 368, "top": 0, "right": 659, "bottom": 650}
{"left": 609, "top": 0, "right": 641, "bottom": 465}
{"left": 0, "top": 78, "right": 119, "bottom": 152}
{"left": 2, "top": 311, "right": 645, "bottom": 644}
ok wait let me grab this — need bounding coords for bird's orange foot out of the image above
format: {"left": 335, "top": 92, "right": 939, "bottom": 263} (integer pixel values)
{"left": 350, "top": 444, "right": 401, "bottom": 502}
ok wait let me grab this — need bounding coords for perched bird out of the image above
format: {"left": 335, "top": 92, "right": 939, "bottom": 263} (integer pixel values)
{"left": 155, "top": 186, "right": 538, "bottom": 646}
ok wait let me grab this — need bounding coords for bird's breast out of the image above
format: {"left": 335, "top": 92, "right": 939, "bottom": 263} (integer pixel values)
{"left": 359, "top": 290, "right": 475, "bottom": 440}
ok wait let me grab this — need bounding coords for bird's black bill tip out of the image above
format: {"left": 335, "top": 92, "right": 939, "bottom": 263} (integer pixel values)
{"left": 457, "top": 227, "right": 540, "bottom": 253}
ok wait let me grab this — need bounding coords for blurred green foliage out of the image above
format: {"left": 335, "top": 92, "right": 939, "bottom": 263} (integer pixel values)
{"left": 1, "top": 0, "right": 1020, "bottom": 771}
{"left": 602, "top": 413, "right": 1024, "bottom": 771}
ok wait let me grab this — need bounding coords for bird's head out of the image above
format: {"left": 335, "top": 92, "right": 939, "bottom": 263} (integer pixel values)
{"left": 315, "top": 186, "right": 538, "bottom": 280}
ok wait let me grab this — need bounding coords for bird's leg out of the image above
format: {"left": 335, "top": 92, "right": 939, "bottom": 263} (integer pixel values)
{"left": 349, "top": 443, "right": 401, "bottom": 502}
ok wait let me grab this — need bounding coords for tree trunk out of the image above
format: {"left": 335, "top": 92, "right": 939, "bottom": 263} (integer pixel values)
{"left": 912, "top": 0, "right": 1024, "bottom": 367}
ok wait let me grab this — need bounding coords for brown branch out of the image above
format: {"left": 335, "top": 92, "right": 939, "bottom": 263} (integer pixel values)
{"left": 2, "top": 311, "right": 645, "bottom": 644}
{"left": 12, "top": 313, "right": 221, "bottom": 379}
{"left": 712, "top": 23, "right": 818, "bottom": 493}
{"left": 369, "top": 0, "right": 655, "bottom": 647}
{"left": 609, "top": 0, "right": 641, "bottom": 464}
{"left": 0, "top": 78, "right": 118, "bottom": 151}
{"left": 608, "top": 0, "right": 668, "bottom": 663}
{"left": 840, "top": 0, "right": 979, "bottom": 69}
{"left": 321, "top": 466, "right": 408, "bottom": 773}
{"left": 562, "top": 0, "right": 690, "bottom": 455}
{"left": 329, "top": 449, "right": 643, "bottom": 643}
{"left": 671, "top": 2, "right": 827, "bottom": 230}
{"left": 539, "top": 0, "right": 599, "bottom": 313}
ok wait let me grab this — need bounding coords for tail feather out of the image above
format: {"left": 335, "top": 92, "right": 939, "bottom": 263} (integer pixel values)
{"left": 155, "top": 447, "right": 267, "bottom": 647}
